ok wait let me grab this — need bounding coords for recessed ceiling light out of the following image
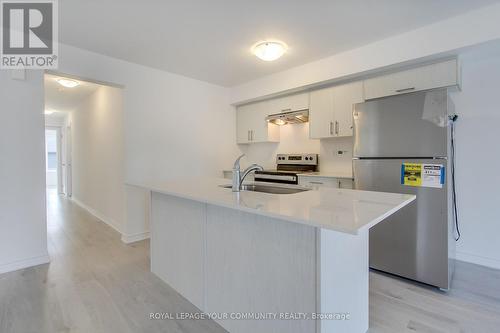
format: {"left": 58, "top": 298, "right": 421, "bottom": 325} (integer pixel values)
{"left": 252, "top": 40, "right": 287, "bottom": 61}
{"left": 57, "top": 78, "right": 79, "bottom": 88}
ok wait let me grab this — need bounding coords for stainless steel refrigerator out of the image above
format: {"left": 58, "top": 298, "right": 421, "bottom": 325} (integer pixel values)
{"left": 353, "top": 89, "right": 455, "bottom": 290}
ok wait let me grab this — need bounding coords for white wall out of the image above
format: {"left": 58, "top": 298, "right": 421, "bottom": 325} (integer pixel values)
{"left": 0, "top": 42, "right": 239, "bottom": 273}
{"left": 56, "top": 44, "right": 239, "bottom": 243}
{"left": 319, "top": 137, "right": 353, "bottom": 174}
{"left": 45, "top": 115, "right": 67, "bottom": 127}
{"left": 0, "top": 70, "right": 49, "bottom": 274}
{"left": 56, "top": 44, "right": 239, "bottom": 185}
{"left": 69, "top": 85, "right": 125, "bottom": 233}
{"left": 449, "top": 46, "right": 500, "bottom": 268}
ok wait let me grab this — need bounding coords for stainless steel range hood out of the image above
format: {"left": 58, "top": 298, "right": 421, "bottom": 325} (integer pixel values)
{"left": 266, "top": 109, "right": 309, "bottom": 125}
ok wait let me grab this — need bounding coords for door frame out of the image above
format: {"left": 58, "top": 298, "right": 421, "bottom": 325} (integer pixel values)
{"left": 65, "top": 123, "right": 72, "bottom": 197}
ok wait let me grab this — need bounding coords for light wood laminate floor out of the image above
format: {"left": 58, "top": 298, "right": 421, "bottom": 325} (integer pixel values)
{"left": 1, "top": 189, "right": 499, "bottom": 333}
{"left": 0, "top": 189, "right": 227, "bottom": 333}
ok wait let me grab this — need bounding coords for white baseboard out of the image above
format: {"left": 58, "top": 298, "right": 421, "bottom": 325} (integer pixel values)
{"left": 71, "top": 196, "right": 123, "bottom": 235}
{"left": 121, "top": 231, "right": 150, "bottom": 244}
{"left": 456, "top": 251, "right": 500, "bottom": 270}
{"left": 70, "top": 197, "right": 150, "bottom": 245}
{"left": 0, "top": 254, "right": 50, "bottom": 275}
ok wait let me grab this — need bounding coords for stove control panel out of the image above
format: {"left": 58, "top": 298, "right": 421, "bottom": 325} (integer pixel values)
{"left": 276, "top": 154, "right": 318, "bottom": 165}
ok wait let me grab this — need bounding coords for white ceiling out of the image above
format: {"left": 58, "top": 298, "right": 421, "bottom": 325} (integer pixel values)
{"left": 44, "top": 74, "right": 100, "bottom": 113}
{"left": 59, "top": 0, "right": 500, "bottom": 87}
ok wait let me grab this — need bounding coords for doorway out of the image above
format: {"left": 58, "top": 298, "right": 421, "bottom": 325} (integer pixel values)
{"left": 43, "top": 72, "right": 125, "bottom": 235}
{"left": 44, "top": 127, "right": 64, "bottom": 193}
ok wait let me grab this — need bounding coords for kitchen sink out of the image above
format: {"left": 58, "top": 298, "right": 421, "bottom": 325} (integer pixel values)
{"left": 221, "top": 184, "right": 310, "bottom": 194}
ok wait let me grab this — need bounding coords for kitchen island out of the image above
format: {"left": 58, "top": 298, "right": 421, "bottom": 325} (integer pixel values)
{"left": 131, "top": 178, "right": 415, "bottom": 333}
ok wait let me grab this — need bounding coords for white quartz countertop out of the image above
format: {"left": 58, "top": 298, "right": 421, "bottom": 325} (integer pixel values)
{"left": 128, "top": 178, "right": 415, "bottom": 235}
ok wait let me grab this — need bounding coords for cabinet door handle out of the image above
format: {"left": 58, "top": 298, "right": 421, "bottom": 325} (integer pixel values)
{"left": 395, "top": 87, "right": 415, "bottom": 93}
{"left": 248, "top": 130, "right": 250, "bottom": 141}
{"left": 281, "top": 108, "right": 292, "bottom": 112}
{"left": 251, "top": 130, "right": 254, "bottom": 141}
{"left": 335, "top": 121, "right": 339, "bottom": 135}
{"left": 309, "top": 181, "right": 324, "bottom": 185}
{"left": 338, "top": 180, "right": 342, "bottom": 188}
{"left": 329, "top": 121, "right": 333, "bottom": 135}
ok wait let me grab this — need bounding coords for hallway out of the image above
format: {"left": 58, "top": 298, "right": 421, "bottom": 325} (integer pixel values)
{"left": 0, "top": 189, "right": 227, "bottom": 333}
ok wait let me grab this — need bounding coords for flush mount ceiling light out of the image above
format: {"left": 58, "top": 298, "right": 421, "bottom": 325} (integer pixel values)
{"left": 57, "top": 78, "right": 79, "bottom": 88}
{"left": 44, "top": 110, "right": 55, "bottom": 115}
{"left": 251, "top": 40, "right": 287, "bottom": 61}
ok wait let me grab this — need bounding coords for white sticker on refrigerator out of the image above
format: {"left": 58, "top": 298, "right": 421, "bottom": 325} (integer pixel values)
{"left": 422, "top": 164, "right": 445, "bottom": 188}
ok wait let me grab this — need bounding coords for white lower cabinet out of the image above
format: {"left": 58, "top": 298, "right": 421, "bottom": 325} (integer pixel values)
{"left": 299, "top": 176, "right": 338, "bottom": 189}
{"left": 299, "top": 176, "right": 354, "bottom": 189}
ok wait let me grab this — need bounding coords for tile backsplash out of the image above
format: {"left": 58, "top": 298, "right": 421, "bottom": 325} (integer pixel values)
{"left": 237, "top": 123, "right": 353, "bottom": 173}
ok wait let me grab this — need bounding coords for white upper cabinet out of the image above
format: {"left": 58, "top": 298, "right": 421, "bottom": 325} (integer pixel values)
{"left": 332, "top": 81, "right": 364, "bottom": 137}
{"left": 268, "top": 92, "right": 309, "bottom": 114}
{"left": 236, "top": 104, "right": 253, "bottom": 144}
{"left": 309, "top": 81, "right": 364, "bottom": 139}
{"left": 236, "top": 101, "right": 279, "bottom": 144}
{"left": 309, "top": 87, "right": 334, "bottom": 139}
{"left": 363, "top": 59, "right": 460, "bottom": 100}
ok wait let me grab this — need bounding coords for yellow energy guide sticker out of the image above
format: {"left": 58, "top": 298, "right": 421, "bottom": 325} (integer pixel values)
{"left": 402, "top": 163, "right": 422, "bottom": 186}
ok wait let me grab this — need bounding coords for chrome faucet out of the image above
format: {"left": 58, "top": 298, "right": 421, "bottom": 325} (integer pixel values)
{"left": 232, "top": 154, "right": 264, "bottom": 192}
